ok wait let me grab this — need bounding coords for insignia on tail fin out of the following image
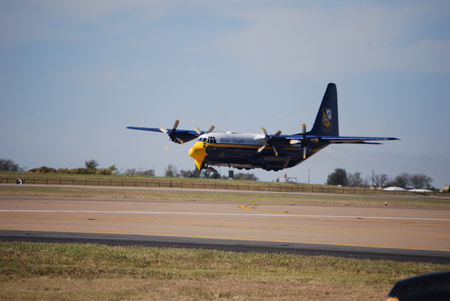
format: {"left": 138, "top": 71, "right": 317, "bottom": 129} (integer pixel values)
{"left": 308, "top": 83, "right": 339, "bottom": 137}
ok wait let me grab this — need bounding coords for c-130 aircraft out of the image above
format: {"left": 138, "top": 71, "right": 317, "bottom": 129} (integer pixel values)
{"left": 127, "top": 83, "right": 399, "bottom": 172}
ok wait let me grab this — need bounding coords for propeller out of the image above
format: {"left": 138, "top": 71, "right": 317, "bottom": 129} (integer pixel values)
{"left": 194, "top": 125, "right": 215, "bottom": 135}
{"left": 289, "top": 124, "right": 318, "bottom": 159}
{"left": 297, "top": 124, "right": 318, "bottom": 159}
{"left": 258, "top": 127, "right": 282, "bottom": 156}
{"left": 301, "top": 123, "right": 308, "bottom": 159}
{"left": 160, "top": 120, "right": 184, "bottom": 150}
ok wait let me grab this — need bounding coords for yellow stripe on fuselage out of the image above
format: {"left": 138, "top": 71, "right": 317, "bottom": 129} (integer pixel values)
{"left": 189, "top": 141, "right": 299, "bottom": 155}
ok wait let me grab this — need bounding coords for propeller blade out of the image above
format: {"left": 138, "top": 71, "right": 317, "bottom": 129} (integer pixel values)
{"left": 273, "top": 145, "right": 279, "bottom": 157}
{"left": 195, "top": 125, "right": 215, "bottom": 135}
{"left": 258, "top": 144, "right": 267, "bottom": 153}
{"left": 159, "top": 126, "right": 168, "bottom": 134}
{"left": 172, "top": 120, "right": 180, "bottom": 131}
{"left": 302, "top": 124, "right": 308, "bottom": 158}
{"left": 164, "top": 139, "right": 170, "bottom": 150}
{"left": 273, "top": 130, "right": 282, "bottom": 139}
{"left": 261, "top": 127, "right": 269, "bottom": 139}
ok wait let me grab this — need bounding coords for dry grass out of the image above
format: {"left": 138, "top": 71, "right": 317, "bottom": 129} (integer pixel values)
{"left": 1, "top": 185, "right": 449, "bottom": 208}
{"left": 1, "top": 172, "right": 448, "bottom": 198}
{"left": 1, "top": 242, "right": 449, "bottom": 301}
{"left": 1, "top": 178, "right": 449, "bottom": 300}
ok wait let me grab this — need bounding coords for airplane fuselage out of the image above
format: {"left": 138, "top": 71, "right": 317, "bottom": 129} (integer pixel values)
{"left": 188, "top": 132, "right": 329, "bottom": 171}
{"left": 127, "top": 83, "right": 399, "bottom": 172}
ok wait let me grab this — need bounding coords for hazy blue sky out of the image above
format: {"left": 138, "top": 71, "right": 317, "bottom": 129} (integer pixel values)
{"left": 1, "top": 1, "right": 449, "bottom": 187}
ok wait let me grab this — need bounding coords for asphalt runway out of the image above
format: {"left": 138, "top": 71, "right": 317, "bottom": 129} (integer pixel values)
{"left": 1, "top": 195, "right": 449, "bottom": 263}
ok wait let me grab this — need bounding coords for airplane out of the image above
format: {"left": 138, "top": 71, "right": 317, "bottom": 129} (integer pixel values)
{"left": 127, "top": 83, "right": 399, "bottom": 172}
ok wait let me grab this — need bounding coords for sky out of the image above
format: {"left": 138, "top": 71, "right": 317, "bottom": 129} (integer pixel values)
{"left": 1, "top": 0, "right": 449, "bottom": 188}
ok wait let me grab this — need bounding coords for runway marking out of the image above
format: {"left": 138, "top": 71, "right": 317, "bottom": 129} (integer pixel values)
{"left": 5, "top": 228, "right": 450, "bottom": 253}
{"left": 237, "top": 205, "right": 450, "bottom": 221}
{"left": 1, "top": 209, "right": 450, "bottom": 222}
{"left": 2, "top": 214, "right": 450, "bottom": 237}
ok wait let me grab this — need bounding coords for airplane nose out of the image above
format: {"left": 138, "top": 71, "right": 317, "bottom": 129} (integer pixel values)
{"left": 188, "top": 141, "right": 207, "bottom": 170}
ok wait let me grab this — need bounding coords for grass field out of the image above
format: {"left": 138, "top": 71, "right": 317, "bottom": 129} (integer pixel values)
{"left": 1, "top": 172, "right": 448, "bottom": 198}
{"left": 1, "top": 241, "right": 449, "bottom": 301}
{"left": 1, "top": 176, "right": 449, "bottom": 300}
{"left": 1, "top": 185, "right": 449, "bottom": 208}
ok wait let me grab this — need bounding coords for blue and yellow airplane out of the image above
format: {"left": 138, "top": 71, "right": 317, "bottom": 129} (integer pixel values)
{"left": 127, "top": 83, "right": 399, "bottom": 172}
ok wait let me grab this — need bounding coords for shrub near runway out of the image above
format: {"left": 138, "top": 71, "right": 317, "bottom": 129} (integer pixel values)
{"left": 1, "top": 242, "right": 449, "bottom": 301}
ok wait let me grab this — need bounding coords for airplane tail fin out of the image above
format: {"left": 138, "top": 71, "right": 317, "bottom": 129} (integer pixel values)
{"left": 308, "top": 83, "right": 339, "bottom": 137}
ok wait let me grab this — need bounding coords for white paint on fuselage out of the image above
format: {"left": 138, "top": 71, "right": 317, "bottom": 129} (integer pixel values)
{"left": 197, "top": 132, "right": 266, "bottom": 146}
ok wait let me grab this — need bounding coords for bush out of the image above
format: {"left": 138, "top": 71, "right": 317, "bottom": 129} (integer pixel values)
{"left": 27, "top": 166, "right": 58, "bottom": 173}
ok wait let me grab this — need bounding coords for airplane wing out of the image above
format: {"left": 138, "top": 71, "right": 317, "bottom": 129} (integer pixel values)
{"left": 127, "top": 120, "right": 215, "bottom": 145}
{"left": 320, "top": 136, "right": 400, "bottom": 144}
{"left": 127, "top": 126, "right": 201, "bottom": 144}
{"left": 285, "top": 135, "right": 399, "bottom": 145}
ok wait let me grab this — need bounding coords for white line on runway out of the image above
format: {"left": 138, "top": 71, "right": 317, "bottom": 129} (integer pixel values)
{"left": 1, "top": 210, "right": 449, "bottom": 221}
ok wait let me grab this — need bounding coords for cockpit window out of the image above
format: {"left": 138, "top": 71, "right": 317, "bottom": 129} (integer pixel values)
{"left": 198, "top": 137, "right": 216, "bottom": 143}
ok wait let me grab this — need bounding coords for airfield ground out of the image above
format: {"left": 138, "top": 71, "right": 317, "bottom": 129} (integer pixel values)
{"left": 1, "top": 183, "right": 449, "bottom": 300}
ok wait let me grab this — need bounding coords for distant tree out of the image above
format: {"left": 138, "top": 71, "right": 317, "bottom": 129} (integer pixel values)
{"left": 326, "top": 168, "right": 347, "bottom": 186}
{"left": 0, "top": 159, "right": 23, "bottom": 172}
{"left": 179, "top": 169, "right": 221, "bottom": 179}
{"left": 202, "top": 170, "right": 221, "bottom": 179}
{"left": 347, "top": 172, "right": 367, "bottom": 187}
{"left": 388, "top": 172, "right": 411, "bottom": 188}
{"left": 136, "top": 169, "right": 155, "bottom": 176}
{"left": 180, "top": 169, "right": 201, "bottom": 178}
{"left": 208, "top": 170, "right": 221, "bottom": 179}
{"left": 164, "top": 164, "right": 179, "bottom": 177}
{"left": 108, "top": 164, "right": 118, "bottom": 174}
{"left": 373, "top": 173, "right": 390, "bottom": 187}
{"left": 124, "top": 167, "right": 154, "bottom": 176}
{"left": 124, "top": 168, "right": 137, "bottom": 175}
{"left": 85, "top": 159, "right": 99, "bottom": 170}
{"left": 234, "top": 173, "right": 259, "bottom": 181}
{"left": 409, "top": 174, "right": 433, "bottom": 189}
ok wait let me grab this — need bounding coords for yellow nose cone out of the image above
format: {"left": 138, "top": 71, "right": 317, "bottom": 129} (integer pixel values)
{"left": 188, "top": 141, "right": 207, "bottom": 170}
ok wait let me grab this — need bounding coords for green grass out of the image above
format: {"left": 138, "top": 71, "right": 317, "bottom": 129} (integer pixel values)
{"left": 1, "top": 241, "right": 449, "bottom": 300}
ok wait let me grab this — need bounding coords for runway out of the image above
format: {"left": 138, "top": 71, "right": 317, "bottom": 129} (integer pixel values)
{"left": 1, "top": 195, "right": 449, "bottom": 263}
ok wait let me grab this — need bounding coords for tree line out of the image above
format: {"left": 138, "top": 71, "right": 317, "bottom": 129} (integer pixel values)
{"left": 325, "top": 168, "right": 434, "bottom": 189}
{"left": 162, "top": 164, "right": 259, "bottom": 181}
{"left": 0, "top": 159, "right": 117, "bottom": 175}
{"left": 0, "top": 159, "right": 259, "bottom": 181}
